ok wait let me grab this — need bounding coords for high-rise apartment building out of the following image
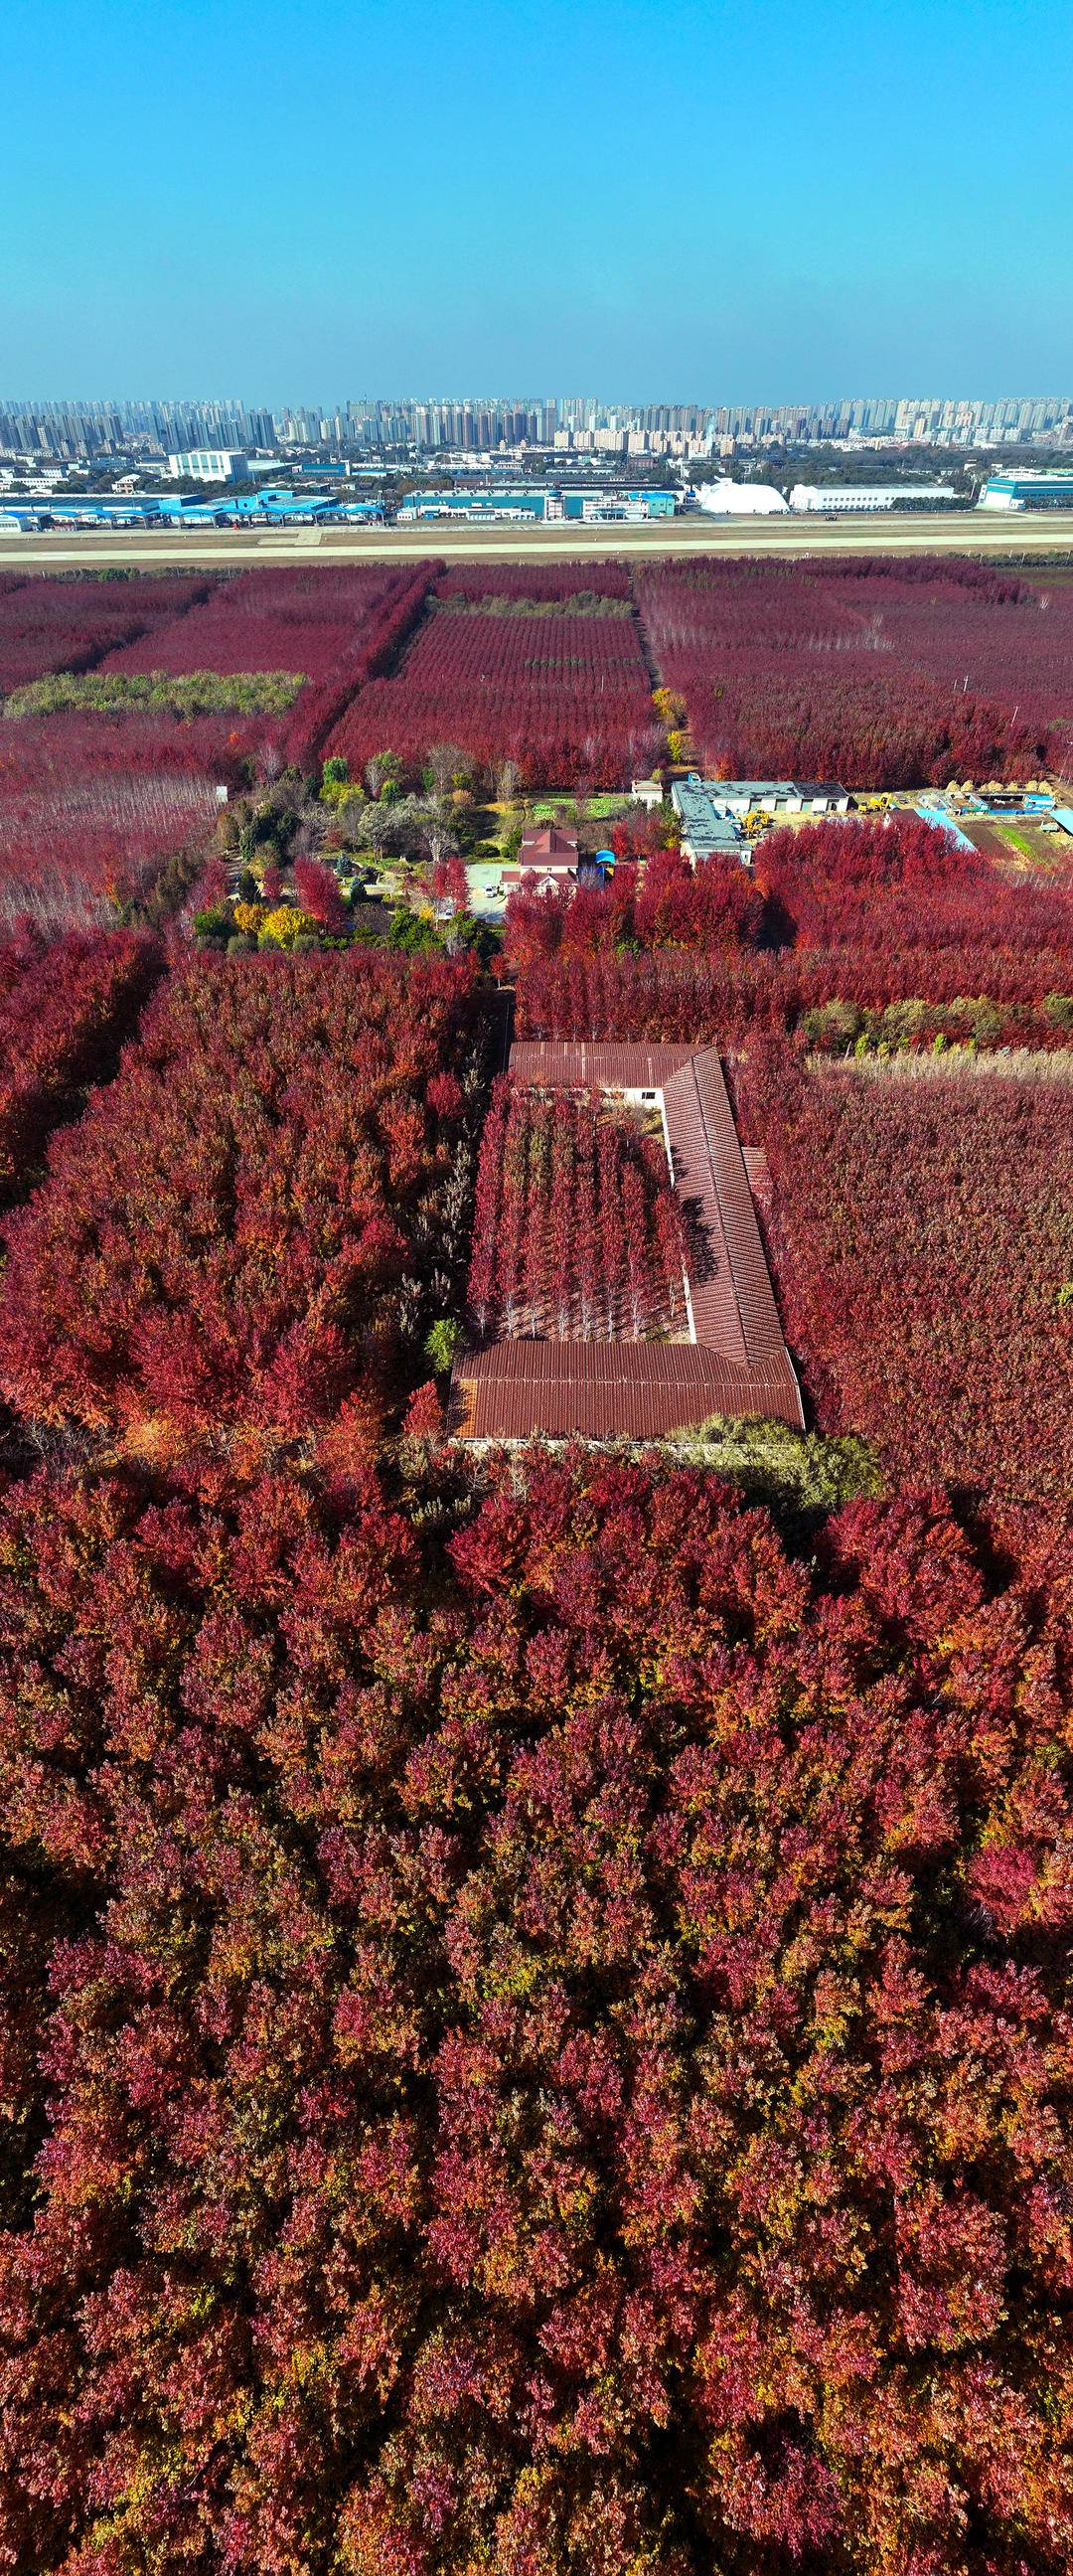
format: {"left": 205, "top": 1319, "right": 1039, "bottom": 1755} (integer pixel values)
{"left": 0, "top": 393, "right": 1070, "bottom": 465}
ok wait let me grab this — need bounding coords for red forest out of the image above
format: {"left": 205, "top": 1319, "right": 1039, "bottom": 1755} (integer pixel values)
{"left": 1, "top": 1450, "right": 1072, "bottom": 2575}
{"left": 101, "top": 563, "right": 439, "bottom": 769}
{"left": 756, "top": 808, "right": 1073, "bottom": 944}
{"left": 467, "top": 1075, "right": 687, "bottom": 1339}
{"left": 0, "top": 927, "right": 160, "bottom": 1199}
{"left": 434, "top": 558, "right": 635, "bottom": 602}
{"left": 0, "top": 567, "right": 441, "bottom": 922}
{"left": 0, "top": 949, "right": 480, "bottom": 1447}
{"left": 1, "top": 555, "right": 1072, "bottom": 2576}
{"left": 515, "top": 942, "right": 1073, "bottom": 1048}
{"left": 0, "top": 735, "right": 223, "bottom": 928}
{"left": 101, "top": 564, "right": 413, "bottom": 682}
{"left": 279, "top": 564, "right": 436, "bottom": 767}
{"left": 504, "top": 845, "right": 765, "bottom": 968}
{"left": 0, "top": 573, "right": 215, "bottom": 696}
{"left": 6, "top": 559, "right": 1072, "bottom": 806}
{"left": 0, "top": 705, "right": 270, "bottom": 781}
{"left": 633, "top": 558, "right": 1073, "bottom": 784}
{"left": 733, "top": 1043, "right": 1073, "bottom": 1506}
{"left": 326, "top": 589, "right": 662, "bottom": 788}
{"left": 509, "top": 814, "right": 1073, "bottom": 1044}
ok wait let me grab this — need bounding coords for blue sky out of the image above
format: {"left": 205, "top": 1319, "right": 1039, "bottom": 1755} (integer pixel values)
{"left": 4, "top": 0, "right": 1070, "bottom": 402}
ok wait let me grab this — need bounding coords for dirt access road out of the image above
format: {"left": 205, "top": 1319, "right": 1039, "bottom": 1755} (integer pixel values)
{"left": 2, "top": 511, "right": 1073, "bottom": 571}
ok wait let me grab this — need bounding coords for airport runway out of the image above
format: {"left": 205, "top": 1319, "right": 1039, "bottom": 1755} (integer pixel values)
{"left": 2, "top": 511, "right": 1073, "bottom": 569}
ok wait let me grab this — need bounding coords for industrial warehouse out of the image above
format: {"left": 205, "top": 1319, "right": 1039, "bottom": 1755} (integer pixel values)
{"left": 6, "top": 450, "right": 1073, "bottom": 537}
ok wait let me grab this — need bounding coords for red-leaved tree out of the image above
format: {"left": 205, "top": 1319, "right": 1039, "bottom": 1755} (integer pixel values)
{"left": 0, "top": 1450, "right": 1070, "bottom": 2572}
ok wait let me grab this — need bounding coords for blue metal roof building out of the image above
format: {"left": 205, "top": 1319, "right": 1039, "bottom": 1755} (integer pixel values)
{"left": 698, "top": 779, "right": 850, "bottom": 817}
{"left": 7, "top": 491, "right": 215, "bottom": 526}
{"left": 398, "top": 489, "right": 550, "bottom": 521}
{"left": 2, "top": 487, "right": 359, "bottom": 531}
{"left": 671, "top": 780, "right": 747, "bottom": 863}
{"left": 979, "top": 471, "right": 1073, "bottom": 511}
{"left": 561, "top": 489, "right": 677, "bottom": 520}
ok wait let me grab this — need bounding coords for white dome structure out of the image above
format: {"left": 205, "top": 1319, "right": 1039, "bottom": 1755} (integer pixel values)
{"left": 694, "top": 478, "right": 790, "bottom": 516}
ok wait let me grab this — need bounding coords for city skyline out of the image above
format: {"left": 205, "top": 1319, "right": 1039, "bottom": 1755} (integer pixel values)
{"left": 3, "top": 393, "right": 1072, "bottom": 463}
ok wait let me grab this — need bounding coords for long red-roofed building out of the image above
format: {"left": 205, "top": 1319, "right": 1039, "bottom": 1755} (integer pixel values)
{"left": 449, "top": 1040, "right": 803, "bottom": 1441}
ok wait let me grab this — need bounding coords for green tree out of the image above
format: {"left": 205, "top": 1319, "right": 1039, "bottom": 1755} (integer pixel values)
{"left": 424, "top": 1317, "right": 465, "bottom": 1374}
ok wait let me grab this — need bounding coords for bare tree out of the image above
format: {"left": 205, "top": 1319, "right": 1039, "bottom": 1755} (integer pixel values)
{"left": 417, "top": 797, "right": 459, "bottom": 871}
{"left": 365, "top": 753, "right": 400, "bottom": 800}
{"left": 334, "top": 794, "right": 375, "bottom": 852}
{"left": 426, "top": 742, "right": 465, "bottom": 797}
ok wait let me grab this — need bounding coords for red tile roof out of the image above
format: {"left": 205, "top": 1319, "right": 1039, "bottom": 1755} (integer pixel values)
{"left": 512, "top": 1041, "right": 694, "bottom": 1089}
{"left": 449, "top": 1343, "right": 802, "bottom": 1441}
{"left": 520, "top": 824, "right": 578, "bottom": 862}
{"left": 690, "top": 1052, "right": 792, "bottom": 1368}
{"left": 450, "top": 1040, "right": 803, "bottom": 1442}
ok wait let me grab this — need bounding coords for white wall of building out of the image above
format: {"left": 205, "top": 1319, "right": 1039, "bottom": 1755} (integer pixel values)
{"left": 167, "top": 449, "right": 247, "bottom": 482}
{"left": 694, "top": 479, "right": 789, "bottom": 516}
{"left": 790, "top": 484, "right": 958, "bottom": 512}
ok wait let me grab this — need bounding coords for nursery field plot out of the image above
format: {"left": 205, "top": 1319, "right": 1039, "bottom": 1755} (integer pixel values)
{"left": 634, "top": 556, "right": 1073, "bottom": 785}
{"left": 433, "top": 560, "right": 634, "bottom": 603}
{"left": 0, "top": 572, "right": 214, "bottom": 696}
{"left": 0, "top": 572, "right": 285, "bottom": 922}
{"left": 326, "top": 583, "right": 661, "bottom": 788}
{"left": 101, "top": 563, "right": 410, "bottom": 681}
{"left": 465, "top": 1076, "right": 689, "bottom": 1345}
{"left": 829, "top": 566, "right": 1073, "bottom": 741}
{"left": 0, "top": 564, "right": 438, "bottom": 828}
{"left": 0, "top": 749, "right": 221, "bottom": 928}
{"left": 962, "top": 817, "right": 1073, "bottom": 876}
{"left": 741, "top": 1047, "right": 1073, "bottom": 1504}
